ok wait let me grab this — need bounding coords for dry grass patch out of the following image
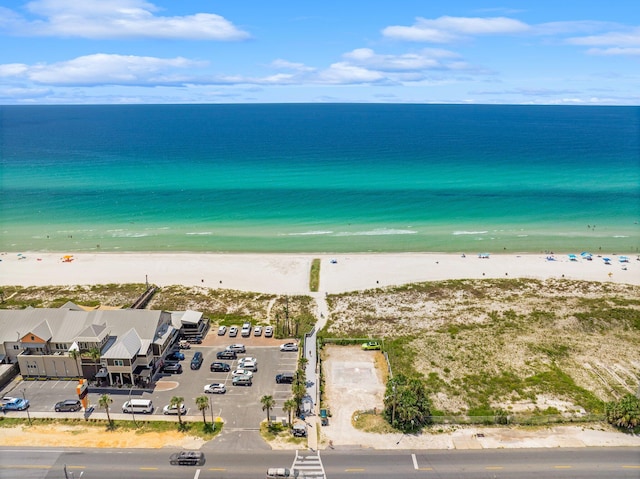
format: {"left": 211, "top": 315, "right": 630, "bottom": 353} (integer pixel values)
{"left": 326, "top": 279, "right": 640, "bottom": 416}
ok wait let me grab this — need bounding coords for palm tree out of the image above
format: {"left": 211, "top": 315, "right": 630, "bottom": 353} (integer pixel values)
{"left": 196, "top": 395, "right": 209, "bottom": 426}
{"left": 69, "top": 349, "right": 81, "bottom": 378}
{"left": 88, "top": 347, "right": 101, "bottom": 377}
{"left": 170, "top": 395, "right": 185, "bottom": 427}
{"left": 261, "top": 395, "right": 275, "bottom": 425}
{"left": 99, "top": 394, "right": 113, "bottom": 428}
{"left": 283, "top": 398, "right": 297, "bottom": 427}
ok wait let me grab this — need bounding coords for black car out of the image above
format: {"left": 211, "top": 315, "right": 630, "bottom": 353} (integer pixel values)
{"left": 191, "top": 335, "right": 203, "bottom": 344}
{"left": 216, "top": 350, "right": 237, "bottom": 360}
{"left": 210, "top": 362, "right": 231, "bottom": 372}
{"left": 54, "top": 399, "right": 82, "bottom": 412}
{"left": 169, "top": 451, "right": 205, "bottom": 466}
{"left": 276, "top": 372, "right": 295, "bottom": 384}
{"left": 190, "top": 351, "right": 203, "bottom": 370}
{"left": 163, "top": 363, "right": 183, "bottom": 374}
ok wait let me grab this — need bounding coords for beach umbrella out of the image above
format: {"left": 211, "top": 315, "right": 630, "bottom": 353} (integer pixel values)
{"left": 619, "top": 256, "right": 629, "bottom": 263}
{"left": 603, "top": 257, "right": 611, "bottom": 264}
{"left": 580, "top": 252, "right": 592, "bottom": 258}
{"left": 568, "top": 254, "right": 577, "bottom": 261}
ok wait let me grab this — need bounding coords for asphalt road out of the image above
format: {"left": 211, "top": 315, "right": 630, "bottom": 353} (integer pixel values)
{"left": 0, "top": 447, "right": 638, "bottom": 479}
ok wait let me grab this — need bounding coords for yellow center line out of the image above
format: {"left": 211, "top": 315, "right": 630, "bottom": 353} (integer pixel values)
{"left": 554, "top": 465, "right": 572, "bottom": 469}
{"left": 486, "top": 466, "right": 504, "bottom": 470}
{"left": 139, "top": 467, "right": 158, "bottom": 470}
{"left": 622, "top": 465, "right": 640, "bottom": 469}
{"left": 345, "top": 468, "right": 365, "bottom": 472}
{"left": 418, "top": 467, "right": 433, "bottom": 470}
{"left": 67, "top": 466, "right": 85, "bottom": 469}
{"left": 208, "top": 468, "right": 226, "bottom": 471}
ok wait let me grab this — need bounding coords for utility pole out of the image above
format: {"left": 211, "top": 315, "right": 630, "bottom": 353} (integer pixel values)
{"left": 22, "top": 389, "right": 32, "bottom": 426}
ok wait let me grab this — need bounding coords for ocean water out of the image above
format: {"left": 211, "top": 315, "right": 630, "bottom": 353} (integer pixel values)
{"left": 1, "top": 104, "right": 638, "bottom": 253}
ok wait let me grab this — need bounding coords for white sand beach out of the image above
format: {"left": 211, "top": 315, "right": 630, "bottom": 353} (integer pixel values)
{"left": 1, "top": 252, "right": 637, "bottom": 292}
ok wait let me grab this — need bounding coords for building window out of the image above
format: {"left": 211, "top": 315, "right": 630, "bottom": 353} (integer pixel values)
{"left": 13, "top": 345, "right": 20, "bottom": 350}
{"left": 114, "top": 360, "right": 124, "bottom": 366}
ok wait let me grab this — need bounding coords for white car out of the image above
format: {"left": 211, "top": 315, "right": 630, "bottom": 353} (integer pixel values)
{"left": 163, "top": 403, "right": 187, "bottom": 415}
{"left": 264, "top": 326, "right": 274, "bottom": 337}
{"left": 238, "top": 356, "right": 258, "bottom": 366}
{"left": 226, "top": 344, "right": 246, "bottom": 353}
{"left": 238, "top": 360, "right": 258, "bottom": 372}
{"left": 253, "top": 326, "right": 262, "bottom": 336}
{"left": 232, "top": 369, "right": 254, "bottom": 378}
{"left": 217, "top": 326, "right": 227, "bottom": 336}
{"left": 280, "top": 342, "right": 298, "bottom": 352}
{"left": 204, "top": 383, "right": 226, "bottom": 394}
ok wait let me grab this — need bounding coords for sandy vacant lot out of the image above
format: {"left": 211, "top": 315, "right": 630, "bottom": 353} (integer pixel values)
{"left": 320, "top": 345, "right": 640, "bottom": 450}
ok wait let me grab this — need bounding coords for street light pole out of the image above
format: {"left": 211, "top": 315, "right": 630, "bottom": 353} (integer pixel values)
{"left": 22, "top": 389, "right": 32, "bottom": 426}
{"left": 129, "top": 387, "right": 137, "bottom": 428}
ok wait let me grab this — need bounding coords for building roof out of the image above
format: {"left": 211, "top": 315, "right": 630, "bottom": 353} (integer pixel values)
{"left": 101, "top": 328, "right": 142, "bottom": 359}
{"left": 0, "top": 307, "right": 182, "bottom": 358}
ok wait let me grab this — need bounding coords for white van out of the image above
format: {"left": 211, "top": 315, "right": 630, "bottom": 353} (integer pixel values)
{"left": 122, "top": 399, "right": 154, "bottom": 414}
{"left": 266, "top": 468, "right": 299, "bottom": 478}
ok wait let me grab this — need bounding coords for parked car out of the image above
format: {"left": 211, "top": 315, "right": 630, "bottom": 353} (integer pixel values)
{"left": 253, "top": 326, "right": 263, "bottom": 336}
{"left": 217, "top": 326, "right": 227, "bottom": 336}
{"left": 167, "top": 351, "right": 185, "bottom": 361}
{"left": 210, "top": 361, "right": 231, "bottom": 372}
{"left": 226, "top": 344, "right": 246, "bottom": 353}
{"left": 275, "top": 372, "right": 294, "bottom": 384}
{"left": 232, "top": 369, "right": 254, "bottom": 378}
{"left": 238, "top": 360, "right": 257, "bottom": 371}
{"left": 241, "top": 322, "right": 251, "bottom": 337}
{"left": 169, "top": 451, "right": 205, "bottom": 466}
{"left": 216, "top": 350, "right": 237, "bottom": 360}
{"left": 238, "top": 356, "right": 258, "bottom": 366}
{"left": 163, "top": 363, "right": 183, "bottom": 374}
{"left": 279, "top": 342, "right": 298, "bottom": 352}
{"left": 361, "top": 341, "right": 381, "bottom": 351}
{"left": 229, "top": 326, "right": 238, "bottom": 337}
{"left": 232, "top": 374, "right": 252, "bottom": 386}
{"left": 178, "top": 340, "right": 191, "bottom": 349}
{"left": 264, "top": 326, "right": 274, "bottom": 337}
{"left": 163, "top": 403, "right": 187, "bottom": 415}
{"left": 0, "top": 396, "right": 29, "bottom": 411}
{"left": 190, "top": 335, "right": 203, "bottom": 344}
{"left": 190, "top": 351, "right": 203, "bottom": 370}
{"left": 204, "top": 383, "right": 226, "bottom": 394}
{"left": 54, "top": 399, "right": 82, "bottom": 412}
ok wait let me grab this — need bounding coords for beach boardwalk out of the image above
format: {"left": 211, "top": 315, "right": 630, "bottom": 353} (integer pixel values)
{"left": 291, "top": 450, "right": 325, "bottom": 479}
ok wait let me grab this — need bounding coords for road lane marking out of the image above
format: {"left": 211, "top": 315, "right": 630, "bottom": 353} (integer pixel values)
{"left": 194, "top": 469, "right": 201, "bottom": 479}
{"left": 412, "top": 453, "right": 419, "bottom": 470}
{"left": 554, "top": 465, "right": 572, "bottom": 469}
{"left": 345, "top": 468, "right": 365, "bottom": 472}
{"left": 208, "top": 468, "right": 226, "bottom": 471}
{"left": 418, "top": 467, "right": 433, "bottom": 471}
{"left": 486, "top": 466, "right": 504, "bottom": 470}
{"left": 139, "top": 467, "right": 158, "bottom": 470}
{"left": 622, "top": 465, "right": 640, "bottom": 469}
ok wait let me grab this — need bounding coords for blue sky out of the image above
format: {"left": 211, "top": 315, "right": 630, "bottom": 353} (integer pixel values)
{"left": 0, "top": 0, "right": 638, "bottom": 104}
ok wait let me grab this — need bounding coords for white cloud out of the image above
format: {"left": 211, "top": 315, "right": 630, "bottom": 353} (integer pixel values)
{"left": 1, "top": 53, "right": 207, "bottom": 86}
{"left": 4, "top": 0, "right": 250, "bottom": 40}
{"left": 316, "top": 62, "right": 386, "bottom": 84}
{"left": 383, "top": 16, "right": 529, "bottom": 43}
{"left": 586, "top": 47, "right": 640, "bottom": 56}
{"left": 342, "top": 48, "right": 459, "bottom": 71}
{"left": 270, "top": 59, "right": 316, "bottom": 72}
{"left": 567, "top": 28, "right": 640, "bottom": 47}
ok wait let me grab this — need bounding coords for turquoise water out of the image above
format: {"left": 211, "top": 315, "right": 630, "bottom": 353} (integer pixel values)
{"left": 1, "top": 104, "right": 638, "bottom": 253}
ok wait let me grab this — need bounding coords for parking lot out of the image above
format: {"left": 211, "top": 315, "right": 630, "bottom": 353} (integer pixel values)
{"left": 1, "top": 330, "right": 301, "bottom": 430}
